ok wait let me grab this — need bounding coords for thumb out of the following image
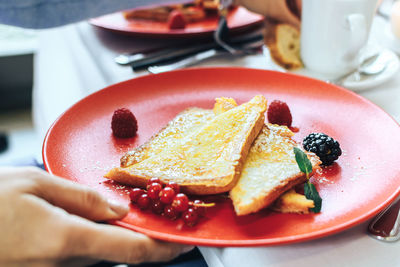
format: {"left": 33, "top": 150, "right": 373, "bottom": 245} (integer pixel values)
{"left": 28, "top": 168, "right": 128, "bottom": 221}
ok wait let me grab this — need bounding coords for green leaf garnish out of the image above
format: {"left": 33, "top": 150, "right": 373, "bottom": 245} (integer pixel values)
{"left": 293, "top": 147, "right": 322, "bottom": 213}
{"left": 304, "top": 182, "right": 322, "bottom": 213}
{"left": 293, "top": 147, "right": 313, "bottom": 177}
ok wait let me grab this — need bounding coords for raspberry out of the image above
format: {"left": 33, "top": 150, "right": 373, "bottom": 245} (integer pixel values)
{"left": 267, "top": 100, "right": 292, "bottom": 127}
{"left": 168, "top": 10, "right": 186, "bottom": 29}
{"left": 111, "top": 108, "right": 138, "bottom": 138}
{"left": 303, "top": 133, "right": 342, "bottom": 165}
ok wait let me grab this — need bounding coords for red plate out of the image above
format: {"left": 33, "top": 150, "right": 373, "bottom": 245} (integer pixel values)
{"left": 90, "top": 7, "right": 263, "bottom": 37}
{"left": 43, "top": 68, "right": 400, "bottom": 247}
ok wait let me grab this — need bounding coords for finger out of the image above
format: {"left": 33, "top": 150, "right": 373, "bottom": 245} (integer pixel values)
{"left": 236, "top": 0, "right": 301, "bottom": 26}
{"left": 11, "top": 257, "right": 98, "bottom": 267}
{"left": 65, "top": 217, "right": 193, "bottom": 264}
{"left": 57, "top": 257, "right": 99, "bottom": 267}
{"left": 25, "top": 167, "right": 128, "bottom": 221}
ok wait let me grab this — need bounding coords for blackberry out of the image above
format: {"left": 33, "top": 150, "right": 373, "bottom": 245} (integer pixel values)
{"left": 303, "top": 133, "right": 342, "bottom": 165}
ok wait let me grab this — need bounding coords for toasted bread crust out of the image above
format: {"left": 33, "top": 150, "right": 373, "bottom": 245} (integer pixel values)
{"left": 272, "top": 189, "right": 315, "bottom": 214}
{"left": 106, "top": 167, "right": 242, "bottom": 195}
{"left": 230, "top": 157, "right": 318, "bottom": 215}
{"left": 219, "top": 105, "right": 265, "bottom": 194}
{"left": 105, "top": 96, "right": 267, "bottom": 195}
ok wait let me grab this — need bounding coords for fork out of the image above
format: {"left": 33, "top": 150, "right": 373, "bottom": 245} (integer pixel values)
{"left": 147, "top": 38, "right": 264, "bottom": 74}
{"left": 214, "top": 0, "right": 258, "bottom": 55}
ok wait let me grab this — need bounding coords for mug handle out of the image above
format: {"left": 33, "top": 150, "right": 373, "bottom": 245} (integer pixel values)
{"left": 344, "top": 14, "right": 368, "bottom": 60}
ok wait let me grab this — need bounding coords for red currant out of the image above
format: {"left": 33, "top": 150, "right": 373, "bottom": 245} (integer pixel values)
{"left": 182, "top": 208, "right": 199, "bottom": 226}
{"left": 159, "top": 187, "right": 176, "bottom": 204}
{"left": 129, "top": 188, "right": 145, "bottom": 203}
{"left": 147, "top": 182, "right": 163, "bottom": 200}
{"left": 147, "top": 178, "right": 162, "bottom": 189}
{"left": 151, "top": 199, "right": 164, "bottom": 214}
{"left": 172, "top": 193, "right": 189, "bottom": 212}
{"left": 192, "top": 200, "right": 206, "bottom": 217}
{"left": 163, "top": 205, "right": 179, "bottom": 220}
{"left": 166, "top": 181, "right": 180, "bottom": 193}
{"left": 137, "top": 193, "right": 150, "bottom": 210}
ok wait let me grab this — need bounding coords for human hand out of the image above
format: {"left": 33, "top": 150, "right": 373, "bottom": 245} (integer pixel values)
{"left": 0, "top": 167, "right": 192, "bottom": 266}
{"left": 234, "top": 0, "right": 301, "bottom": 27}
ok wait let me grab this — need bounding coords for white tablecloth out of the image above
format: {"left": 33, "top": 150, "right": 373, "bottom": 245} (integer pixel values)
{"left": 199, "top": 220, "right": 400, "bottom": 267}
{"left": 33, "top": 14, "right": 400, "bottom": 267}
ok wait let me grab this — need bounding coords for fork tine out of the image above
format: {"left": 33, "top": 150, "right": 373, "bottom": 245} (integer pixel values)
{"left": 218, "top": 16, "right": 230, "bottom": 41}
{"left": 214, "top": 16, "right": 237, "bottom": 54}
{"left": 214, "top": 1, "right": 260, "bottom": 56}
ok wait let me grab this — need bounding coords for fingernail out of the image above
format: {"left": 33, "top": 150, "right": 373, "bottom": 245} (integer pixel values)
{"left": 182, "top": 245, "right": 195, "bottom": 254}
{"left": 108, "top": 199, "right": 129, "bottom": 216}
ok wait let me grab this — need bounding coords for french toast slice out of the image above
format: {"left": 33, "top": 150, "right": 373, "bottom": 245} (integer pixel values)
{"left": 120, "top": 107, "right": 215, "bottom": 168}
{"left": 123, "top": 4, "right": 206, "bottom": 22}
{"left": 272, "top": 189, "right": 315, "bottom": 214}
{"left": 123, "top": 6, "right": 174, "bottom": 21}
{"left": 106, "top": 95, "right": 267, "bottom": 195}
{"left": 120, "top": 98, "right": 237, "bottom": 169}
{"left": 214, "top": 98, "right": 320, "bottom": 214}
{"left": 229, "top": 124, "right": 321, "bottom": 216}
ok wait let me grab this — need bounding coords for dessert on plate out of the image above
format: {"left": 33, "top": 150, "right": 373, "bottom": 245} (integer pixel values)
{"left": 106, "top": 96, "right": 327, "bottom": 219}
{"left": 123, "top": 1, "right": 225, "bottom": 23}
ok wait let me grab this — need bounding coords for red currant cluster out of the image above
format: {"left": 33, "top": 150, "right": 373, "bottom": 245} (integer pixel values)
{"left": 129, "top": 178, "right": 213, "bottom": 226}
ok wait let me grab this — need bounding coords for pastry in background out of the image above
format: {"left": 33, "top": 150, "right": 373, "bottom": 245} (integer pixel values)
{"left": 264, "top": 22, "right": 303, "bottom": 70}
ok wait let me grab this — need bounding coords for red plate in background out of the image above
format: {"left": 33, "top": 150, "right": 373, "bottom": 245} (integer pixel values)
{"left": 90, "top": 7, "right": 263, "bottom": 37}
{"left": 43, "top": 68, "right": 400, "bottom": 247}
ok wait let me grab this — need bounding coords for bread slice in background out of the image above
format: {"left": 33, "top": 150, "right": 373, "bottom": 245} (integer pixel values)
{"left": 106, "top": 95, "right": 267, "bottom": 195}
{"left": 230, "top": 124, "right": 321, "bottom": 216}
{"left": 123, "top": 5, "right": 206, "bottom": 22}
{"left": 265, "top": 22, "right": 303, "bottom": 70}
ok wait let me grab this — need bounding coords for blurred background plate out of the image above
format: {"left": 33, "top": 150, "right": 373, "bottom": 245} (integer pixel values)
{"left": 90, "top": 6, "right": 264, "bottom": 37}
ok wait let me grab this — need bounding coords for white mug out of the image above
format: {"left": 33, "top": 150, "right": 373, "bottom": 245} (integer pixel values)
{"left": 301, "top": 0, "right": 378, "bottom": 76}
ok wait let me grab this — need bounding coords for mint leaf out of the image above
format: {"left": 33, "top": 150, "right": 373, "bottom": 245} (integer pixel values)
{"left": 293, "top": 147, "right": 313, "bottom": 176}
{"left": 304, "top": 182, "right": 322, "bottom": 213}
{"left": 293, "top": 147, "right": 323, "bottom": 213}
